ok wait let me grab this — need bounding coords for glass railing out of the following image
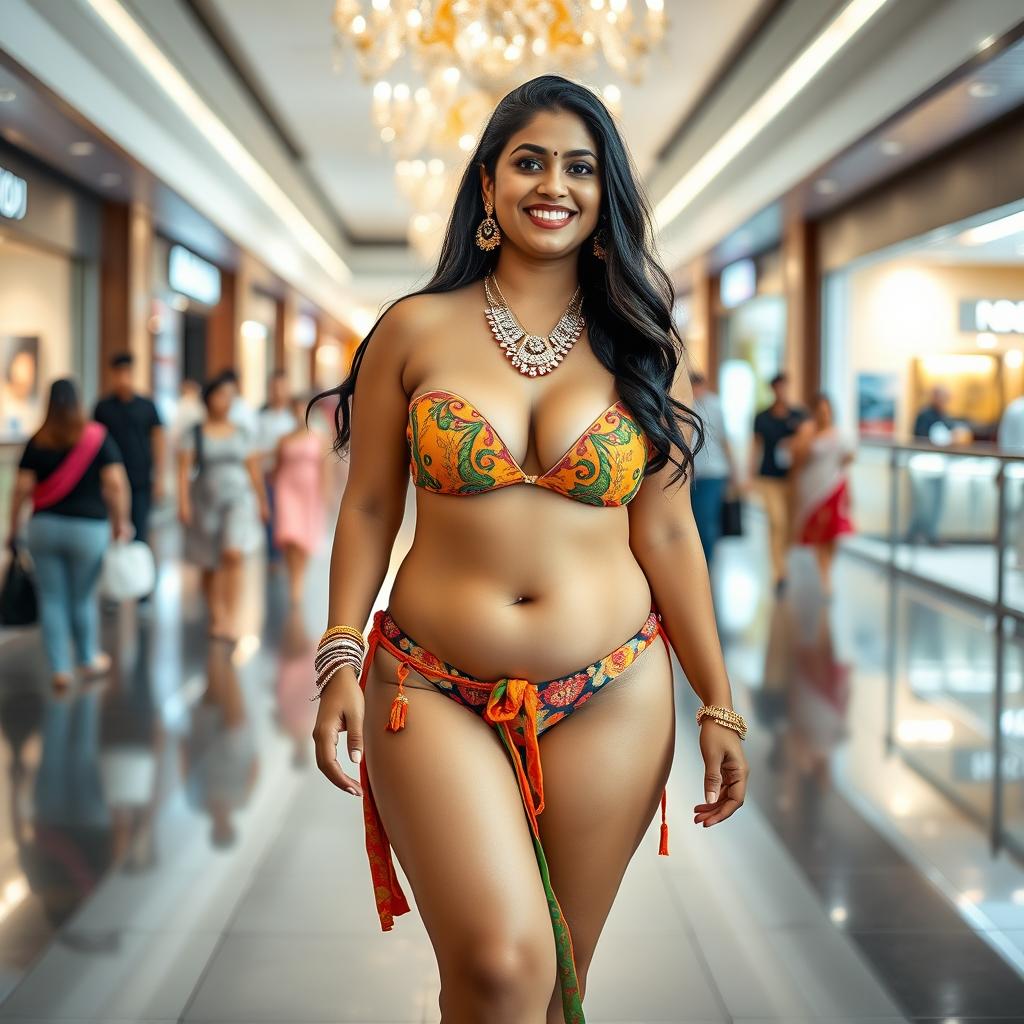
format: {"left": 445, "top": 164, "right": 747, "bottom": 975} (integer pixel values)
{"left": 844, "top": 438, "right": 1024, "bottom": 857}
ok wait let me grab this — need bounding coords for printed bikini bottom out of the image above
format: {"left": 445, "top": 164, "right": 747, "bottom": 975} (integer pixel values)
{"left": 356, "top": 606, "right": 672, "bottom": 1024}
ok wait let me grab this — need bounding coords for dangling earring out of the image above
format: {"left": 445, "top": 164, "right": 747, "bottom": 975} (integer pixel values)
{"left": 592, "top": 226, "right": 608, "bottom": 261}
{"left": 475, "top": 198, "right": 501, "bottom": 251}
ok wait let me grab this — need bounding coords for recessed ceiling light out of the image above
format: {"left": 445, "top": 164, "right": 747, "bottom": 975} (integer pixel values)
{"left": 99, "top": 171, "right": 122, "bottom": 187}
{"left": 815, "top": 178, "right": 839, "bottom": 195}
{"left": 880, "top": 139, "right": 903, "bottom": 156}
{"left": 968, "top": 81, "right": 1000, "bottom": 99}
{"left": 0, "top": 89, "right": 16, "bottom": 103}
{"left": 69, "top": 141, "right": 95, "bottom": 157}
{"left": 977, "top": 34, "right": 997, "bottom": 52}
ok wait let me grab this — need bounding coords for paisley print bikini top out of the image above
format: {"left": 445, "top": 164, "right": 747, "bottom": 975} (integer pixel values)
{"left": 406, "top": 389, "right": 654, "bottom": 507}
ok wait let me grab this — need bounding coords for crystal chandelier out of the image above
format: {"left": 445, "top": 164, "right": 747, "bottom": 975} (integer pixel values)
{"left": 333, "top": 0, "right": 667, "bottom": 92}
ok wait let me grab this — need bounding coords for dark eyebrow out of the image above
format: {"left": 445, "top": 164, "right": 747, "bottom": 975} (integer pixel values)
{"left": 509, "top": 143, "right": 597, "bottom": 160}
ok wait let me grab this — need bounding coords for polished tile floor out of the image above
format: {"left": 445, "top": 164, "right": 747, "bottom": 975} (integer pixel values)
{"left": 0, "top": 505, "right": 1022, "bottom": 1022}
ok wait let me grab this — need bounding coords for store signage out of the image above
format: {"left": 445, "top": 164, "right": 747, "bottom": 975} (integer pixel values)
{"left": 168, "top": 244, "right": 221, "bottom": 306}
{"left": 0, "top": 166, "right": 27, "bottom": 221}
{"left": 720, "top": 258, "right": 756, "bottom": 309}
{"left": 960, "top": 298, "right": 1024, "bottom": 334}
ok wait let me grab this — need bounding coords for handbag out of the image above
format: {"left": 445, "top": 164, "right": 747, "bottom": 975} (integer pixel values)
{"left": 99, "top": 540, "right": 156, "bottom": 602}
{"left": 721, "top": 494, "right": 744, "bottom": 537}
{"left": 0, "top": 542, "right": 38, "bottom": 627}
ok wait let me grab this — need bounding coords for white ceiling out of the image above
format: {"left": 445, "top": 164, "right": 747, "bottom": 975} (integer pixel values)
{"left": 198, "top": 0, "right": 771, "bottom": 246}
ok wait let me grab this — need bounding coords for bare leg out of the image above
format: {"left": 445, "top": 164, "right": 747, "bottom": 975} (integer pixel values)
{"left": 363, "top": 649, "right": 557, "bottom": 1023}
{"left": 814, "top": 540, "right": 835, "bottom": 595}
{"left": 218, "top": 549, "right": 244, "bottom": 639}
{"left": 201, "top": 568, "right": 222, "bottom": 635}
{"left": 283, "top": 543, "right": 307, "bottom": 605}
{"left": 538, "top": 636, "right": 675, "bottom": 1021}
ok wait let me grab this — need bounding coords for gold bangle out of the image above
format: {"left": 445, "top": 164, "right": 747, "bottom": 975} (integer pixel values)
{"left": 320, "top": 624, "right": 366, "bottom": 649}
{"left": 696, "top": 705, "right": 748, "bottom": 739}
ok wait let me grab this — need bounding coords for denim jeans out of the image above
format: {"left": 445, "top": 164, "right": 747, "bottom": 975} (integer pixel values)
{"left": 907, "top": 472, "right": 945, "bottom": 543}
{"left": 691, "top": 476, "right": 728, "bottom": 564}
{"left": 26, "top": 513, "right": 110, "bottom": 675}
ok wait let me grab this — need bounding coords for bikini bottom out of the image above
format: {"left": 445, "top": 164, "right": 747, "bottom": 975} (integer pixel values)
{"left": 356, "top": 606, "right": 672, "bottom": 1024}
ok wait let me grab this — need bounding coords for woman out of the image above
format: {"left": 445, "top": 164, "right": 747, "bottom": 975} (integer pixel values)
{"left": 791, "top": 393, "right": 855, "bottom": 596}
{"left": 272, "top": 394, "right": 328, "bottom": 605}
{"left": 6, "top": 379, "right": 131, "bottom": 689}
{"left": 312, "top": 76, "right": 749, "bottom": 1023}
{"left": 177, "top": 372, "right": 267, "bottom": 644}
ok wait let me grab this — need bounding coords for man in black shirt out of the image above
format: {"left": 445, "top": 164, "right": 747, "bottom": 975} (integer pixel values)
{"left": 907, "top": 385, "right": 954, "bottom": 545}
{"left": 751, "top": 373, "right": 807, "bottom": 591}
{"left": 94, "top": 352, "right": 166, "bottom": 549}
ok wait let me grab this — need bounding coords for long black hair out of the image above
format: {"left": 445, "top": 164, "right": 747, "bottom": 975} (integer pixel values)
{"left": 314, "top": 74, "right": 702, "bottom": 485}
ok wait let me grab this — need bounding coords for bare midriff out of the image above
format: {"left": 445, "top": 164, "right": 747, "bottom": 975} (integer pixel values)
{"left": 387, "top": 485, "right": 654, "bottom": 682}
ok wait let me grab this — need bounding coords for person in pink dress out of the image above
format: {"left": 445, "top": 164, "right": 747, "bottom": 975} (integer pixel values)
{"left": 790, "top": 393, "right": 855, "bottom": 596}
{"left": 272, "top": 395, "right": 329, "bottom": 604}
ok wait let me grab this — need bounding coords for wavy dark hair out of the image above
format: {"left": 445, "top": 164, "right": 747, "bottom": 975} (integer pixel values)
{"left": 314, "top": 74, "right": 702, "bottom": 485}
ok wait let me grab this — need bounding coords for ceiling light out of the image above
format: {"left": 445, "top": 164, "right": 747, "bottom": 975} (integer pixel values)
{"left": 69, "top": 141, "right": 95, "bottom": 157}
{"left": 0, "top": 89, "right": 15, "bottom": 103}
{"left": 976, "top": 34, "right": 997, "bottom": 52}
{"left": 959, "top": 209, "right": 1024, "bottom": 245}
{"left": 84, "top": 0, "right": 350, "bottom": 285}
{"left": 879, "top": 139, "right": 903, "bottom": 156}
{"left": 99, "top": 171, "right": 122, "bottom": 187}
{"left": 968, "top": 81, "right": 1000, "bottom": 99}
{"left": 655, "top": 0, "right": 893, "bottom": 230}
{"left": 976, "top": 332, "right": 998, "bottom": 350}
{"left": 815, "top": 178, "right": 839, "bottom": 195}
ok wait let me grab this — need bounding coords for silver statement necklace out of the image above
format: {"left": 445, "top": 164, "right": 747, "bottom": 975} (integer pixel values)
{"left": 484, "top": 273, "right": 585, "bottom": 377}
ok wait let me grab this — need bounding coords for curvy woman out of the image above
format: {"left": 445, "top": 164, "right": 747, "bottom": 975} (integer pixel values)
{"left": 791, "top": 392, "right": 855, "bottom": 596}
{"left": 6, "top": 379, "right": 131, "bottom": 689}
{"left": 312, "top": 76, "right": 749, "bottom": 1024}
{"left": 178, "top": 372, "right": 267, "bottom": 644}
{"left": 272, "top": 394, "right": 328, "bottom": 605}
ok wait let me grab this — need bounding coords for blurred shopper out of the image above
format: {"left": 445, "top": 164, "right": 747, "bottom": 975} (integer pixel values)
{"left": 94, "top": 352, "right": 166, "bottom": 553}
{"left": 257, "top": 370, "right": 298, "bottom": 563}
{"left": 689, "top": 370, "right": 735, "bottom": 564}
{"left": 172, "top": 378, "right": 204, "bottom": 443}
{"left": 906, "top": 385, "right": 955, "bottom": 546}
{"left": 272, "top": 394, "right": 327, "bottom": 605}
{"left": 791, "top": 394, "right": 855, "bottom": 596}
{"left": 223, "top": 368, "right": 258, "bottom": 436}
{"left": 752, "top": 373, "right": 806, "bottom": 592}
{"left": 5, "top": 379, "right": 131, "bottom": 689}
{"left": 998, "top": 394, "right": 1024, "bottom": 568}
{"left": 178, "top": 372, "right": 267, "bottom": 643}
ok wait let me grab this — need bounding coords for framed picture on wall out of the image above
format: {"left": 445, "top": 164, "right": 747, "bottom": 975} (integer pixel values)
{"left": 0, "top": 335, "right": 40, "bottom": 441}
{"left": 856, "top": 372, "right": 898, "bottom": 437}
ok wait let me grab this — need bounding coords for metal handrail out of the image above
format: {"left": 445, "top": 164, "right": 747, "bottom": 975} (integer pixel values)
{"left": 859, "top": 437, "right": 1024, "bottom": 463}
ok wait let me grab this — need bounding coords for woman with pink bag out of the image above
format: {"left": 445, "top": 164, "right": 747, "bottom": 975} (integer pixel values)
{"left": 5, "top": 379, "right": 132, "bottom": 690}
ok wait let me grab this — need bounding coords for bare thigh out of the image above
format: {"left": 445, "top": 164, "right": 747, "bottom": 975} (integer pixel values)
{"left": 538, "top": 634, "right": 675, "bottom": 1004}
{"left": 363, "top": 648, "right": 557, "bottom": 1014}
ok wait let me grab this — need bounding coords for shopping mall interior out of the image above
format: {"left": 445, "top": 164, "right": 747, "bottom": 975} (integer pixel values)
{"left": 2, "top": 0, "right": 1024, "bottom": 1021}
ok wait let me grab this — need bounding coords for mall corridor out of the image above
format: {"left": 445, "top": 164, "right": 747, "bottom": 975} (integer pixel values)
{"left": 4, "top": 0, "right": 1024, "bottom": 1020}
{"left": 0, "top": 510, "right": 1021, "bottom": 1022}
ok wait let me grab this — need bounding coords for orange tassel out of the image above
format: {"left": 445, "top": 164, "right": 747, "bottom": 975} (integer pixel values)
{"left": 658, "top": 787, "right": 669, "bottom": 856}
{"left": 387, "top": 693, "right": 408, "bottom": 732}
{"left": 386, "top": 663, "right": 410, "bottom": 732}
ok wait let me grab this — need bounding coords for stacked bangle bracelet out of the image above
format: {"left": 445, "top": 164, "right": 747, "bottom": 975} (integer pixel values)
{"left": 310, "top": 624, "right": 367, "bottom": 702}
{"left": 696, "top": 704, "right": 748, "bottom": 740}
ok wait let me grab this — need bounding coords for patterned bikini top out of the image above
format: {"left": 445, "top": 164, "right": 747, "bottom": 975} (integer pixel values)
{"left": 406, "top": 389, "right": 653, "bottom": 507}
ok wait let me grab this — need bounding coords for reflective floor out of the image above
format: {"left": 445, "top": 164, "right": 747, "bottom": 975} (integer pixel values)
{"left": 0, "top": 504, "right": 1022, "bottom": 1023}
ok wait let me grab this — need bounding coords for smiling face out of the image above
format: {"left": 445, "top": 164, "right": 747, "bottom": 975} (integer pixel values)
{"left": 480, "top": 108, "right": 602, "bottom": 260}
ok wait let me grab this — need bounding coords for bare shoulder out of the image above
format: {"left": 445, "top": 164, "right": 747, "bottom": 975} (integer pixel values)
{"left": 377, "top": 288, "right": 472, "bottom": 338}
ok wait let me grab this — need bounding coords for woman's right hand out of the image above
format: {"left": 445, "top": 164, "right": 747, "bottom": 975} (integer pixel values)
{"left": 312, "top": 668, "right": 364, "bottom": 797}
{"left": 178, "top": 501, "right": 192, "bottom": 527}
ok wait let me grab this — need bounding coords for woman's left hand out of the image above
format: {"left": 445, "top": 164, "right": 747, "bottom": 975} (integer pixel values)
{"left": 258, "top": 497, "right": 270, "bottom": 524}
{"left": 693, "top": 720, "right": 749, "bottom": 827}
